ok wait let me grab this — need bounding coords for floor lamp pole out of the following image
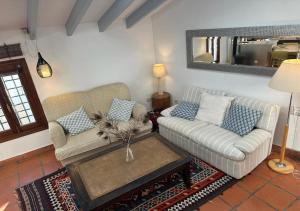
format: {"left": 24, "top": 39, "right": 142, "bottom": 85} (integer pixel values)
{"left": 268, "top": 94, "right": 295, "bottom": 174}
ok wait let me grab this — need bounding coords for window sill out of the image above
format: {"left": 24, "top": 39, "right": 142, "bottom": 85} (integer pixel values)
{"left": 0, "top": 124, "right": 48, "bottom": 143}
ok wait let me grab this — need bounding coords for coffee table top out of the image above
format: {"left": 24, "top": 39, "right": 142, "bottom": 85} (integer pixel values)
{"left": 67, "top": 132, "right": 191, "bottom": 210}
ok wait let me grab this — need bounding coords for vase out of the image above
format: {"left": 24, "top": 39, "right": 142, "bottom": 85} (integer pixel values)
{"left": 126, "top": 143, "right": 134, "bottom": 162}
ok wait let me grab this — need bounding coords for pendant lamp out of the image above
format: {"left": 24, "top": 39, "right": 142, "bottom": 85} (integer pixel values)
{"left": 36, "top": 52, "right": 53, "bottom": 78}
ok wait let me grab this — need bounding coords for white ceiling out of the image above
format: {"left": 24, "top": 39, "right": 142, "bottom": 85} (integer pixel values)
{"left": 0, "top": 0, "right": 170, "bottom": 31}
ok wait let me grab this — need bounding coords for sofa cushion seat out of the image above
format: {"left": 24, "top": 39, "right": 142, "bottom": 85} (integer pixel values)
{"left": 55, "top": 119, "right": 152, "bottom": 161}
{"left": 158, "top": 117, "right": 246, "bottom": 161}
{"left": 188, "top": 124, "right": 246, "bottom": 161}
{"left": 157, "top": 117, "right": 209, "bottom": 137}
{"left": 234, "top": 129, "right": 272, "bottom": 154}
{"left": 55, "top": 127, "right": 112, "bottom": 160}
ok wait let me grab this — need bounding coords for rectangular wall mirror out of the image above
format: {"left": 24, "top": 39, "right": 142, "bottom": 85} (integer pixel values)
{"left": 186, "top": 25, "right": 300, "bottom": 76}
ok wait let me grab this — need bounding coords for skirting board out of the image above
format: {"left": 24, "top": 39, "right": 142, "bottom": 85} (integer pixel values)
{"left": 0, "top": 144, "right": 54, "bottom": 167}
{"left": 272, "top": 144, "right": 300, "bottom": 161}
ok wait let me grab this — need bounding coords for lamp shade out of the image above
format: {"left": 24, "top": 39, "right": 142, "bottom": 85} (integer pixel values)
{"left": 269, "top": 59, "right": 300, "bottom": 93}
{"left": 152, "top": 64, "right": 166, "bottom": 78}
{"left": 37, "top": 52, "right": 53, "bottom": 78}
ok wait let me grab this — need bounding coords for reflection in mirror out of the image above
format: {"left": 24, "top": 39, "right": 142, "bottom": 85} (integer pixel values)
{"left": 192, "top": 36, "right": 300, "bottom": 68}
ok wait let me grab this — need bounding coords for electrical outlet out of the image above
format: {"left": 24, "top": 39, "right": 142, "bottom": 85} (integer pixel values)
{"left": 146, "top": 98, "right": 151, "bottom": 103}
{"left": 174, "top": 99, "right": 179, "bottom": 104}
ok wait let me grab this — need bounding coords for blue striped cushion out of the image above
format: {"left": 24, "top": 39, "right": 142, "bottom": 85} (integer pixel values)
{"left": 170, "top": 101, "right": 199, "bottom": 121}
{"left": 222, "top": 104, "right": 262, "bottom": 136}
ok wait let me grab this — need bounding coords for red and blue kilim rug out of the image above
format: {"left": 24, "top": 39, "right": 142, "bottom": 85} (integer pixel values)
{"left": 16, "top": 157, "right": 236, "bottom": 211}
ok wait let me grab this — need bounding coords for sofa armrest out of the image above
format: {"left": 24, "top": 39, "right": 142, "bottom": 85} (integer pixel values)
{"left": 161, "top": 105, "right": 177, "bottom": 117}
{"left": 132, "top": 103, "right": 147, "bottom": 121}
{"left": 234, "top": 129, "right": 272, "bottom": 154}
{"left": 49, "top": 121, "right": 67, "bottom": 149}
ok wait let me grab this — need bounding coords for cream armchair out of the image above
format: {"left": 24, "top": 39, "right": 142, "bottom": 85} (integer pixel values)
{"left": 43, "top": 83, "right": 152, "bottom": 165}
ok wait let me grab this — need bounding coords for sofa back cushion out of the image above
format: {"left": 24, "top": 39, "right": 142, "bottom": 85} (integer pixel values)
{"left": 43, "top": 83, "right": 131, "bottom": 122}
{"left": 43, "top": 92, "right": 93, "bottom": 122}
{"left": 182, "top": 86, "right": 226, "bottom": 103}
{"left": 182, "top": 86, "right": 280, "bottom": 133}
{"left": 229, "top": 95, "right": 280, "bottom": 133}
{"left": 195, "top": 93, "right": 234, "bottom": 126}
{"left": 88, "top": 83, "right": 130, "bottom": 114}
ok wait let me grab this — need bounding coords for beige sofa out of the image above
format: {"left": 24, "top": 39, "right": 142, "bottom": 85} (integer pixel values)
{"left": 42, "top": 83, "right": 152, "bottom": 165}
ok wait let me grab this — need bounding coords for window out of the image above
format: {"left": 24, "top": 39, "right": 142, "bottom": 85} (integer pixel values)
{"left": 0, "top": 59, "right": 48, "bottom": 143}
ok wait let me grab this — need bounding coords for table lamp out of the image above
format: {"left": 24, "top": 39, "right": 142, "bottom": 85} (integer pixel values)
{"left": 153, "top": 64, "right": 167, "bottom": 95}
{"left": 268, "top": 59, "right": 300, "bottom": 174}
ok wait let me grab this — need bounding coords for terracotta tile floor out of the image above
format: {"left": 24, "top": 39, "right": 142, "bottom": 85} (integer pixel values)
{"left": 0, "top": 150, "right": 299, "bottom": 211}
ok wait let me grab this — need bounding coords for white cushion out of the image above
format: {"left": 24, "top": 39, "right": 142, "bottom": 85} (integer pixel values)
{"left": 196, "top": 93, "right": 234, "bottom": 126}
{"left": 161, "top": 105, "right": 177, "bottom": 117}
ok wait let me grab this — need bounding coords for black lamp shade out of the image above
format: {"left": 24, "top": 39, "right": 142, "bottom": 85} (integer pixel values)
{"left": 37, "top": 52, "right": 53, "bottom": 78}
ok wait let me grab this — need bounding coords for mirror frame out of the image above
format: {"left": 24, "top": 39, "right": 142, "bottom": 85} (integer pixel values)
{"left": 186, "top": 24, "right": 300, "bottom": 76}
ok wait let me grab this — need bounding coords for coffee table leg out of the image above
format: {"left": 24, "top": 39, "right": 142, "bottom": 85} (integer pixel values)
{"left": 182, "top": 163, "right": 191, "bottom": 188}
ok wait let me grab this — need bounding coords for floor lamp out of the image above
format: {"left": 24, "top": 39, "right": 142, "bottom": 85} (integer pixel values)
{"left": 268, "top": 59, "right": 300, "bottom": 174}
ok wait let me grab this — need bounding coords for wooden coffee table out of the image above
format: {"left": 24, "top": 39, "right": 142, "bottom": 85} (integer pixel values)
{"left": 67, "top": 133, "right": 192, "bottom": 210}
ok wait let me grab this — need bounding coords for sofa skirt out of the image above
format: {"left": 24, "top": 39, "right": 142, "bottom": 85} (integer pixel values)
{"left": 159, "top": 125, "right": 271, "bottom": 179}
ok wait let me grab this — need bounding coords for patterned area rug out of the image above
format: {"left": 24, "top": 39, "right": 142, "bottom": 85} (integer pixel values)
{"left": 16, "top": 157, "right": 236, "bottom": 211}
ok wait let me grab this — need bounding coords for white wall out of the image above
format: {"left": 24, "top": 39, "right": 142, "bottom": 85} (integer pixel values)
{"left": 0, "top": 19, "right": 155, "bottom": 161}
{"left": 152, "top": 0, "right": 300, "bottom": 146}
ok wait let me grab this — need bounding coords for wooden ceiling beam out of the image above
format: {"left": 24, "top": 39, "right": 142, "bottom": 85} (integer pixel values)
{"left": 27, "top": 0, "right": 39, "bottom": 40}
{"left": 98, "top": 0, "right": 134, "bottom": 32}
{"left": 65, "top": 0, "right": 93, "bottom": 36}
{"left": 126, "top": 0, "right": 166, "bottom": 28}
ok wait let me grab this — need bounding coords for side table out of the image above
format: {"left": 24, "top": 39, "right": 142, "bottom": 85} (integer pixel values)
{"left": 151, "top": 92, "right": 171, "bottom": 112}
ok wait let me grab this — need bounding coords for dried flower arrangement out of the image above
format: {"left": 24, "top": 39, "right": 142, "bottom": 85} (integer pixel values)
{"left": 92, "top": 111, "right": 150, "bottom": 161}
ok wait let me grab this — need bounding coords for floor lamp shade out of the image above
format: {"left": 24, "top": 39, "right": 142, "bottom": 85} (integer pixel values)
{"left": 269, "top": 59, "right": 300, "bottom": 93}
{"left": 268, "top": 59, "right": 300, "bottom": 174}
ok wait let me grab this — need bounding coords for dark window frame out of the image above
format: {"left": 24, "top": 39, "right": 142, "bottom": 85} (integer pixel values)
{"left": 0, "top": 58, "right": 48, "bottom": 143}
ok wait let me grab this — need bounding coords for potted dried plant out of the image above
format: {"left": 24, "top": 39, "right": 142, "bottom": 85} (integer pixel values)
{"left": 92, "top": 112, "right": 149, "bottom": 162}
